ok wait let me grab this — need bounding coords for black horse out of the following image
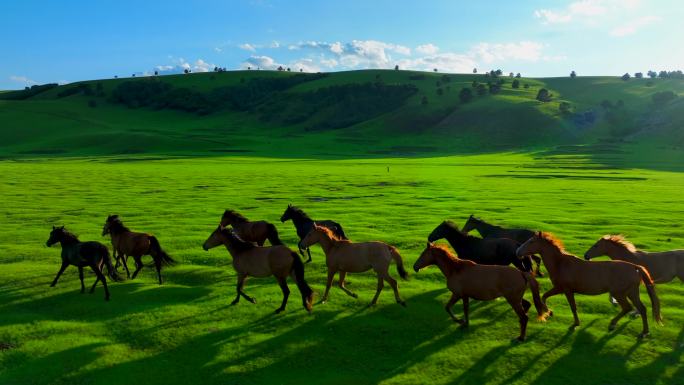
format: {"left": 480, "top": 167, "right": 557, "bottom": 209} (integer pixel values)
{"left": 280, "top": 204, "right": 347, "bottom": 263}
{"left": 46, "top": 226, "right": 122, "bottom": 301}
{"left": 462, "top": 215, "right": 543, "bottom": 276}
{"left": 428, "top": 221, "right": 532, "bottom": 272}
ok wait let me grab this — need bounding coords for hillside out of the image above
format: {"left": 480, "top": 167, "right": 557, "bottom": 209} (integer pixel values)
{"left": 1, "top": 70, "right": 683, "bottom": 163}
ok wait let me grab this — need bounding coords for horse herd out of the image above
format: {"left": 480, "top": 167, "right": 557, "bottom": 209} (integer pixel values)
{"left": 46, "top": 206, "right": 684, "bottom": 341}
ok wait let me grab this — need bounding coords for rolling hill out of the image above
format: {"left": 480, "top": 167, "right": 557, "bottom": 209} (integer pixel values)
{"left": 1, "top": 70, "right": 683, "bottom": 164}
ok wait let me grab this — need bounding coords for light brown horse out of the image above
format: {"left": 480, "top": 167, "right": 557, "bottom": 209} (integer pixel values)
{"left": 220, "top": 210, "right": 282, "bottom": 246}
{"left": 102, "top": 215, "right": 175, "bottom": 284}
{"left": 517, "top": 232, "right": 661, "bottom": 338}
{"left": 202, "top": 225, "right": 314, "bottom": 313}
{"left": 585, "top": 235, "right": 684, "bottom": 283}
{"left": 414, "top": 243, "right": 548, "bottom": 341}
{"left": 300, "top": 224, "right": 408, "bottom": 307}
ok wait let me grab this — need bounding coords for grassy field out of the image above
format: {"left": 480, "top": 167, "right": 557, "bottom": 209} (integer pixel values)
{"left": 1, "top": 152, "right": 683, "bottom": 385}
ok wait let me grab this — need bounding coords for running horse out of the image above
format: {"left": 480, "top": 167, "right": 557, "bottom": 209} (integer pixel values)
{"left": 280, "top": 204, "right": 347, "bottom": 263}
{"left": 517, "top": 232, "right": 662, "bottom": 338}
{"left": 220, "top": 209, "right": 282, "bottom": 246}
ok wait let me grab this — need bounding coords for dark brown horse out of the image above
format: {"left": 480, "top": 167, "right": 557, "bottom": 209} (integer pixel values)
{"left": 414, "top": 243, "right": 548, "bottom": 341}
{"left": 220, "top": 210, "right": 282, "bottom": 246}
{"left": 462, "top": 215, "right": 543, "bottom": 276}
{"left": 428, "top": 221, "right": 533, "bottom": 272}
{"left": 280, "top": 204, "right": 347, "bottom": 263}
{"left": 46, "top": 226, "right": 122, "bottom": 301}
{"left": 202, "top": 225, "right": 314, "bottom": 313}
{"left": 102, "top": 215, "right": 175, "bottom": 284}
{"left": 517, "top": 232, "right": 662, "bottom": 338}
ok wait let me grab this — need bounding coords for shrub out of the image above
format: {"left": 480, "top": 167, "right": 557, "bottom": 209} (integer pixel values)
{"left": 459, "top": 87, "right": 473, "bottom": 103}
{"left": 652, "top": 91, "right": 677, "bottom": 105}
{"left": 536, "top": 88, "right": 552, "bottom": 102}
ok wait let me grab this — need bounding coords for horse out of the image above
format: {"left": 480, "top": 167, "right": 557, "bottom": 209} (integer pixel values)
{"left": 414, "top": 243, "right": 548, "bottom": 341}
{"left": 428, "top": 221, "right": 533, "bottom": 272}
{"left": 202, "top": 225, "right": 314, "bottom": 313}
{"left": 102, "top": 215, "right": 175, "bottom": 284}
{"left": 46, "top": 226, "right": 122, "bottom": 301}
{"left": 300, "top": 224, "right": 407, "bottom": 307}
{"left": 280, "top": 204, "right": 347, "bottom": 263}
{"left": 516, "top": 232, "right": 662, "bottom": 338}
{"left": 220, "top": 209, "right": 282, "bottom": 246}
{"left": 462, "top": 215, "right": 543, "bottom": 276}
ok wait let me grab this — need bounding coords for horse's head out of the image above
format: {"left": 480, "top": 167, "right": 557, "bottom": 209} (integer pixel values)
{"left": 220, "top": 210, "right": 233, "bottom": 227}
{"left": 517, "top": 231, "right": 557, "bottom": 258}
{"left": 202, "top": 225, "right": 226, "bottom": 251}
{"left": 414, "top": 242, "right": 437, "bottom": 272}
{"left": 584, "top": 237, "right": 609, "bottom": 260}
{"left": 102, "top": 215, "right": 119, "bottom": 236}
{"left": 301, "top": 225, "right": 324, "bottom": 248}
{"left": 461, "top": 215, "right": 478, "bottom": 233}
{"left": 428, "top": 221, "right": 452, "bottom": 242}
{"left": 280, "top": 204, "right": 293, "bottom": 223}
{"left": 46, "top": 225, "right": 65, "bottom": 247}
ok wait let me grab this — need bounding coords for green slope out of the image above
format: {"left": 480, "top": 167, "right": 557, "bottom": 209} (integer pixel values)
{"left": 1, "top": 70, "right": 683, "bottom": 160}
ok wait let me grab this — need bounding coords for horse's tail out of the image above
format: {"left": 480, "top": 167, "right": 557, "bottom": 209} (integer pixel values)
{"left": 148, "top": 236, "right": 175, "bottom": 267}
{"left": 266, "top": 223, "right": 283, "bottom": 245}
{"left": 522, "top": 271, "right": 548, "bottom": 321}
{"left": 290, "top": 251, "right": 313, "bottom": 312}
{"left": 637, "top": 265, "right": 662, "bottom": 324}
{"left": 388, "top": 245, "right": 408, "bottom": 280}
{"left": 103, "top": 247, "right": 124, "bottom": 282}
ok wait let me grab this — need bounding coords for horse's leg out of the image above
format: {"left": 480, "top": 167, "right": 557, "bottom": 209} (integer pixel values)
{"left": 131, "top": 255, "right": 143, "bottom": 280}
{"left": 564, "top": 291, "right": 580, "bottom": 329}
{"left": 626, "top": 287, "right": 649, "bottom": 338}
{"left": 608, "top": 294, "right": 632, "bottom": 331}
{"left": 541, "top": 286, "right": 562, "bottom": 316}
{"left": 382, "top": 271, "right": 406, "bottom": 307}
{"left": 305, "top": 248, "right": 312, "bottom": 264}
{"left": 321, "top": 269, "right": 335, "bottom": 303}
{"left": 237, "top": 274, "right": 256, "bottom": 304}
{"left": 370, "top": 276, "right": 384, "bottom": 306}
{"left": 50, "top": 262, "right": 69, "bottom": 287}
{"left": 275, "top": 276, "right": 290, "bottom": 313}
{"left": 445, "top": 293, "right": 463, "bottom": 324}
{"left": 338, "top": 271, "right": 357, "bottom": 298}
{"left": 532, "top": 255, "right": 543, "bottom": 277}
{"left": 506, "top": 296, "right": 529, "bottom": 341}
{"left": 91, "top": 264, "right": 109, "bottom": 301}
{"left": 113, "top": 249, "right": 120, "bottom": 269}
{"left": 154, "top": 256, "right": 163, "bottom": 285}
{"left": 120, "top": 254, "right": 131, "bottom": 279}
{"left": 231, "top": 274, "right": 246, "bottom": 305}
{"left": 78, "top": 266, "right": 85, "bottom": 293}
{"left": 462, "top": 297, "right": 470, "bottom": 326}
{"left": 608, "top": 293, "right": 619, "bottom": 306}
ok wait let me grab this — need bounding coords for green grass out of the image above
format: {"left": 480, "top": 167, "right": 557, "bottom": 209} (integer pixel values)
{"left": 1, "top": 152, "right": 683, "bottom": 385}
{"left": 2, "top": 70, "right": 683, "bottom": 161}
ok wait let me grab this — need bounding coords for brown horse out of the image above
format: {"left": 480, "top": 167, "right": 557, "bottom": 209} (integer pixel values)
{"left": 202, "top": 225, "right": 313, "bottom": 313}
{"left": 517, "top": 232, "right": 662, "bottom": 338}
{"left": 102, "top": 215, "right": 175, "bottom": 284}
{"left": 300, "top": 224, "right": 407, "bottom": 307}
{"left": 585, "top": 235, "right": 684, "bottom": 283}
{"left": 220, "top": 210, "right": 282, "bottom": 246}
{"left": 414, "top": 243, "right": 548, "bottom": 341}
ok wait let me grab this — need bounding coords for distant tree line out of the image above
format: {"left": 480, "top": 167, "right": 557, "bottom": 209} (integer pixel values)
{"left": 0, "top": 83, "right": 58, "bottom": 100}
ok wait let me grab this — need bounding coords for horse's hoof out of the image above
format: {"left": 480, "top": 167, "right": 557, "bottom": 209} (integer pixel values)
{"left": 398, "top": 300, "right": 407, "bottom": 307}
{"left": 368, "top": 302, "right": 377, "bottom": 308}
{"left": 630, "top": 312, "right": 640, "bottom": 319}
{"left": 516, "top": 336, "right": 526, "bottom": 342}
{"left": 274, "top": 308, "right": 285, "bottom": 314}
{"left": 608, "top": 324, "right": 616, "bottom": 332}
{"left": 638, "top": 332, "right": 650, "bottom": 339}
{"left": 351, "top": 293, "right": 358, "bottom": 299}
{"left": 248, "top": 298, "right": 257, "bottom": 304}
{"left": 569, "top": 324, "right": 579, "bottom": 331}
{"left": 548, "top": 310, "right": 554, "bottom": 317}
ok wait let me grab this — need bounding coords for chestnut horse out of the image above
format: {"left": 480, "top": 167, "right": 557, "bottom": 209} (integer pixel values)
{"left": 102, "top": 215, "right": 175, "bottom": 284}
{"left": 462, "top": 215, "right": 543, "bottom": 276}
{"left": 220, "top": 209, "right": 282, "bottom": 246}
{"left": 517, "top": 232, "right": 661, "bottom": 338}
{"left": 203, "top": 225, "right": 313, "bottom": 313}
{"left": 300, "top": 224, "right": 407, "bottom": 307}
{"left": 413, "top": 243, "right": 548, "bottom": 341}
{"left": 280, "top": 204, "right": 347, "bottom": 263}
{"left": 428, "top": 221, "right": 533, "bottom": 272}
{"left": 46, "top": 226, "right": 122, "bottom": 301}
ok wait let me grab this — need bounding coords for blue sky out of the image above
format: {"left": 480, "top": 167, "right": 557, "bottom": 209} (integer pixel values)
{"left": 2, "top": 0, "right": 683, "bottom": 89}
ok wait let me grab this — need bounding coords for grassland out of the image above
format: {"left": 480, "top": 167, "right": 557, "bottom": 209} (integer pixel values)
{"left": 1, "top": 152, "right": 683, "bottom": 385}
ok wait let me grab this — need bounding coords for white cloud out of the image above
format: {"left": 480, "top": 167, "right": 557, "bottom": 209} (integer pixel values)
{"left": 416, "top": 43, "right": 439, "bottom": 55}
{"left": 9, "top": 75, "right": 37, "bottom": 85}
{"left": 239, "top": 43, "right": 257, "bottom": 52}
{"left": 610, "top": 15, "right": 660, "bottom": 36}
{"left": 241, "top": 55, "right": 319, "bottom": 72}
{"left": 214, "top": 47, "right": 223, "bottom": 53}
{"left": 471, "top": 41, "right": 544, "bottom": 63}
{"left": 287, "top": 40, "right": 411, "bottom": 68}
{"left": 155, "top": 58, "right": 217, "bottom": 74}
{"left": 269, "top": 40, "right": 280, "bottom": 48}
{"left": 397, "top": 53, "right": 476, "bottom": 73}
{"left": 242, "top": 55, "right": 281, "bottom": 70}
{"left": 534, "top": 0, "right": 641, "bottom": 25}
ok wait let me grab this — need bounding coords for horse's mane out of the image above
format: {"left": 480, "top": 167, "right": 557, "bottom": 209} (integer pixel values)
{"left": 470, "top": 216, "right": 502, "bottom": 229}
{"left": 223, "top": 210, "right": 248, "bottom": 223}
{"left": 316, "top": 226, "right": 348, "bottom": 242}
{"left": 108, "top": 218, "right": 130, "bottom": 233}
{"left": 443, "top": 221, "right": 479, "bottom": 241}
{"left": 602, "top": 235, "right": 637, "bottom": 253}
{"left": 538, "top": 232, "right": 566, "bottom": 252}
{"left": 287, "top": 205, "right": 311, "bottom": 220}
{"left": 430, "top": 245, "right": 475, "bottom": 270}
{"left": 221, "top": 228, "right": 255, "bottom": 251}
{"left": 60, "top": 228, "right": 80, "bottom": 243}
